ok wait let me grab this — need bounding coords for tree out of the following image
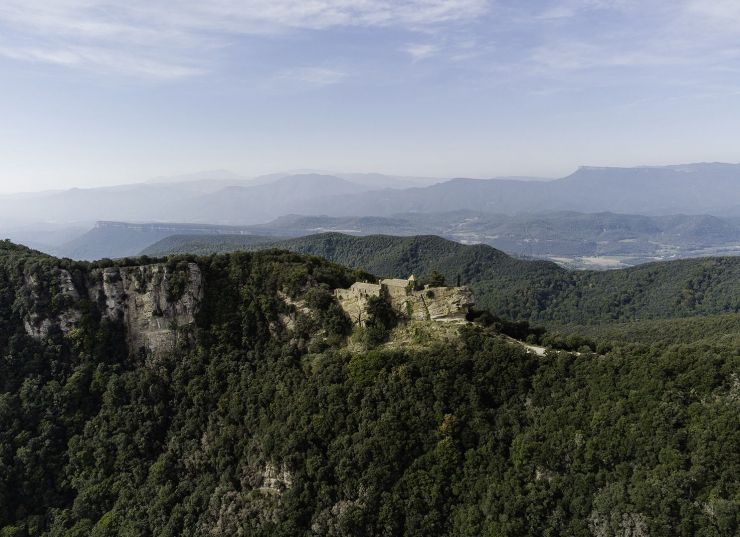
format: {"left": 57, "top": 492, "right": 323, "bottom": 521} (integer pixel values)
{"left": 427, "top": 271, "right": 446, "bottom": 287}
{"left": 363, "top": 295, "right": 398, "bottom": 347}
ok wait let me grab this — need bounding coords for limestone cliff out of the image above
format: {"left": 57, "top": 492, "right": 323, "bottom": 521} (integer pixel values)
{"left": 22, "top": 269, "right": 82, "bottom": 340}
{"left": 397, "top": 285, "right": 474, "bottom": 322}
{"left": 23, "top": 262, "right": 203, "bottom": 357}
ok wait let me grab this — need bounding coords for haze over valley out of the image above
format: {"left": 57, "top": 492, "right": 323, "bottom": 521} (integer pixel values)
{"left": 3, "top": 163, "right": 739, "bottom": 268}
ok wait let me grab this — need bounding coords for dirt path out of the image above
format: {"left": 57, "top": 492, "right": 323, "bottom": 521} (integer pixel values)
{"left": 522, "top": 342, "right": 547, "bottom": 356}
{"left": 503, "top": 335, "right": 586, "bottom": 357}
{"left": 502, "top": 335, "right": 546, "bottom": 356}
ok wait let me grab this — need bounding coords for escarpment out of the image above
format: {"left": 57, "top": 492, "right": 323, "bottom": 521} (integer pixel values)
{"left": 19, "top": 257, "right": 474, "bottom": 362}
{"left": 91, "top": 263, "right": 203, "bottom": 356}
{"left": 22, "top": 262, "right": 203, "bottom": 357}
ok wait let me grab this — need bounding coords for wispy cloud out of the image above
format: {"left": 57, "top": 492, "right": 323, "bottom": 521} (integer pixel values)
{"left": 535, "top": 0, "right": 640, "bottom": 20}
{"left": 0, "top": 0, "right": 488, "bottom": 79}
{"left": 0, "top": 45, "right": 204, "bottom": 79}
{"left": 528, "top": 41, "right": 687, "bottom": 73}
{"left": 685, "top": 0, "right": 740, "bottom": 25}
{"left": 1, "top": 0, "right": 738, "bottom": 96}
{"left": 403, "top": 43, "right": 440, "bottom": 61}
{"left": 519, "top": 0, "right": 740, "bottom": 79}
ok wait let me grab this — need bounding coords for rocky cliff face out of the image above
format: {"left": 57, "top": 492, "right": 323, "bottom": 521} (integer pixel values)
{"left": 23, "top": 262, "right": 203, "bottom": 357}
{"left": 400, "top": 285, "right": 474, "bottom": 322}
{"left": 90, "top": 263, "right": 203, "bottom": 357}
{"left": 22, "top": 269, "right": 82, "bottom": 340}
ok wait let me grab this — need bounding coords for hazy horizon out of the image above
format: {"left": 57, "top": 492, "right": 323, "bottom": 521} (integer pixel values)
{"left": 3, "top": 160, "right": 740, "bottom": 196}
{"left": 3, "top": 1, "right": 740, "bottom": 192}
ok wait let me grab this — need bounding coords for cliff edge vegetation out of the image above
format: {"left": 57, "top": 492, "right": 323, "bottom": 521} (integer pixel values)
{"left": 142, "top": 233, "right": 740, "bottom": 325}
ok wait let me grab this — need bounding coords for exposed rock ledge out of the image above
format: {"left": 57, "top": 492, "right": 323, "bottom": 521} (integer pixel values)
{"left": 24, "top": 263, "right": 203, "bottom": 358}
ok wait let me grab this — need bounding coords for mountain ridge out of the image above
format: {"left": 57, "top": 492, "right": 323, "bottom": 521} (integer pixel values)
{"left": 142, "top": 232, "right": 740, "bottom": 325}
{"left": 1, "top": 163, "right": 739, "bottom": 228}
{"left": 128, "top": 210, "right": 740, "bottom": 268}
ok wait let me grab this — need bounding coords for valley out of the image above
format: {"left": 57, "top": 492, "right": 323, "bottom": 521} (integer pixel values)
{"left": 10, "top": 209, "right": 740, "bottom": 270}
{"left": 4, "top": 164, "right": 740, "bottom": 270}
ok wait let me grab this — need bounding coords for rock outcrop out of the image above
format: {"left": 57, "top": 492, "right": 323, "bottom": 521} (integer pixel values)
{"left": 89, "top": 263, "right": 203, "bottom": 357}
{"left": 23, "top": 262, "right": 203, "bottom": 358}
{"left": 402, "top": 285, "right": 474, "bottom": 322}
{"left": 22, "top": 269, "right": 82, "bottom": 339}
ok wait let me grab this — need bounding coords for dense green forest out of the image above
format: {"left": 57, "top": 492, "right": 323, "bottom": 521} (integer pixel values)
{"left": 141, "top": 233, "right": 276, "bottom": 257}
{"left": 556, "top": 312, "right": 740, "bottom": 347}
{"left": 0, "top": 240, "right": 737, "bottom": 536}
{"left": 143, "top": 232, "right": 740, "bottom": 325}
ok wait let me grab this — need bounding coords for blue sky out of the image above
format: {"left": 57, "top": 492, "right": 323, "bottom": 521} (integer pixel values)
{"left": 1, "top": 0, "right": 739, "bottom": 192}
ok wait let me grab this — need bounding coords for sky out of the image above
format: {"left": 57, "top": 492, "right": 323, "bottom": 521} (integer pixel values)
{"left": 1, "top": 0, "right": 740, "bottom": 193}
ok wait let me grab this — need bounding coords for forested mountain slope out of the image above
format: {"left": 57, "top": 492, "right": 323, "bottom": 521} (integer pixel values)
{"left": 144, "top": 232, "right": 740, "bottom": 325}
{"left": 50, "top": 210, "right": 740, "bottom": 262}
{"left": 0, "top": 240, "right": 737, "bottom": 536}
{"left": 140, "top": 233, "right": 278, "bottom": 257}
{"left": 59, "top": 222, "right": 276, "bottom": 260}
{"left": 556, "top": 312, "right": 740, "bottom": 347}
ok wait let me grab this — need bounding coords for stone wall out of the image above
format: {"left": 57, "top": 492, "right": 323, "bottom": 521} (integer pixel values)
{"left": 393, "top": 286, "right": 474, "bottom": 322}
{"left": 334, "top": 277, "right": 474, "bottom": 325}
{"left": 380, "top": 278, "right": 412, "bottom": 299}
{"left": 334, "top": 282, "right": 381, "bottom": 325}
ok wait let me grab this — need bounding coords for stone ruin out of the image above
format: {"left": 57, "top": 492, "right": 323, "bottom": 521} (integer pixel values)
{"left": 334, "top": 275, "right": 474, "bottom": 326}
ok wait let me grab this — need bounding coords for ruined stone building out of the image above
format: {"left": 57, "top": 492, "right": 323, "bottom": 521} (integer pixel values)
{"left": 334, "top": 275, "right": 474, "bottom": 326}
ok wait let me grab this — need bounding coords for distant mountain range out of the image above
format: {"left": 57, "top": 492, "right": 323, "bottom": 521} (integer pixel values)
{"left": 0, "top": 170, "right": 444, "bottom": 226}
{"left": 308, "top": 163, "right": 740, "bottom": 218}
{"left": 56, "top": 222, "right": 270, "bottom": 260}
{"left": 2, "top": 162, "right": 739, "bottom": 267}
{"left": 1, "top": 163, "right": 738, "bottom": 229}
